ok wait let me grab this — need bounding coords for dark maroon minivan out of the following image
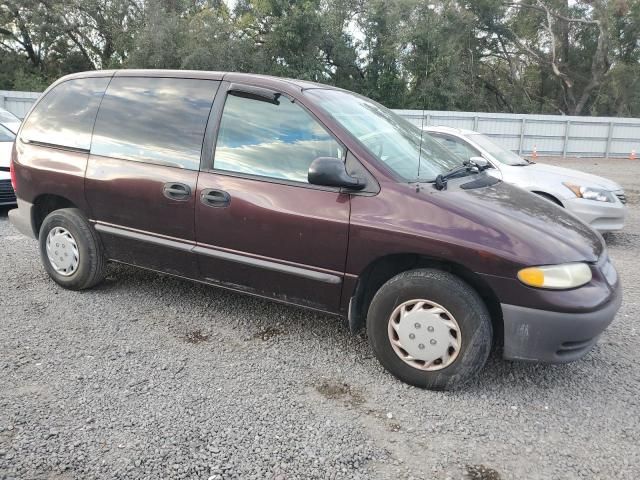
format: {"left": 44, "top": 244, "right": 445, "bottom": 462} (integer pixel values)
{"left": 9, "top": 70, "right": 622, "bottom": 389}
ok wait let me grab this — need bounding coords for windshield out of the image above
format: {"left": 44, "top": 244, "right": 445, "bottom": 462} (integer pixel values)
{"left": 0, "top": 108, "right": 19, "bottom": 124}
{"left": 0, "top": 124, "right": 15, "bottom": 142}
{"left": 468, "top": 133, "right": 529, "bottom": 166}
{"left": 306, "top": 89, "right": 464, "bottom": 181}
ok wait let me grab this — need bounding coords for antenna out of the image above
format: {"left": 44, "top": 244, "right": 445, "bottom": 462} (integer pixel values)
{"left": 417, "top": 3, "right": 436, "bottom": 181}
{"left": 417, "top": 102, "right": 425, "bottom": 180}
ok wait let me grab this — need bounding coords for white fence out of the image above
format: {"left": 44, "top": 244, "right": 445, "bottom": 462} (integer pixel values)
{"left": 2, "top": 90, "right": 639, "bottom": 158}
{"left": 395, "top": 109, "right": 640, "bottom": 158}
{"left": 0, "top": 90, "right": 40, "bottom": 119}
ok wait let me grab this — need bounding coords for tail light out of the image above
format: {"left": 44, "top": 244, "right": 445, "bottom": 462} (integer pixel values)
{"left": 9, "top": 143, "right": 17, "bottom": 192}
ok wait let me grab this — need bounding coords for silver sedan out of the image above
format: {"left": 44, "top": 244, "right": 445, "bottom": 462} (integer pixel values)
{"left": 425, "top": 126, "right": 627, "bottom": 233}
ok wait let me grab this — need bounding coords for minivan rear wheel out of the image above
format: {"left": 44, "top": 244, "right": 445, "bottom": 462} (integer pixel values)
{"left": 39, "top": 208, "right": 106, "bottom": 290}
{"left": 367, "top": 268, "right": 492, "bottom": 390}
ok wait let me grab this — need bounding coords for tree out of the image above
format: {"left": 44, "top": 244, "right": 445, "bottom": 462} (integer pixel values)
{"left": 469, "top": 0, "right": 619, "bottom": 115}
{"left": 56, "top": 0, "right": 142, "bottom": 69}
{"left": 1, "top": 0, "right": 639, "bottom": 116}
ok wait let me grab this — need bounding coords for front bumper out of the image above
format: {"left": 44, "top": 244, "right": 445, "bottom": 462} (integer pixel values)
{"left": 8, "top": 198, "right": 36, "bottom": 238}
{"left": 0, "top": 178, "right": 16, "bottom": 206}
{"left": 501, "top": 281, "right": 622, "bottom": 363}
{"left": 564, "top": 196, "right": 626, "bottom": 232}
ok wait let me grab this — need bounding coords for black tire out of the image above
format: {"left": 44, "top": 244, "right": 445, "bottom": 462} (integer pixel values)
{"left": 38, "top": 208, "right": 106, "bottom": 290}
{"left": 366, "top": 268, "right": 492, "bottom": 390}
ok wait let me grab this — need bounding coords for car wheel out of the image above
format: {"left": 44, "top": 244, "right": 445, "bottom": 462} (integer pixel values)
{"left": 39, "top": 208, "right": 106, "bottom": 290}
{"left": 367, "top": 268, "right": 492, "bottom": 390}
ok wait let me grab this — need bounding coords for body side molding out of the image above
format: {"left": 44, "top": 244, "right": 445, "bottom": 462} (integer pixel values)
{"left": 93, "top": 221, "right": 343, "bottom": 285}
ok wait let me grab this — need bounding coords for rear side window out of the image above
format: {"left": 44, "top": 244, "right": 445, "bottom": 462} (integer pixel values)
{"left": 20, "top": 77, "right": 110, "bottom": 150}
{"left": 91, "top": 77, "right": 218, "bottom": 170}
{"left": 214, "top": 93, "right": 343, "bottom": 183}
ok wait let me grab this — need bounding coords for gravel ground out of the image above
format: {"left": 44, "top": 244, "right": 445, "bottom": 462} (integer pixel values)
{"left": 1, "top": 158, "right": 639, "bottom": 480}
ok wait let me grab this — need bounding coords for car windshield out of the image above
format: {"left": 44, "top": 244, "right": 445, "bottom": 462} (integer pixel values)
{"left": 0, "top": 124, "right": 15, "bottom": 142}
{"left": 468, "top": 133, "right": 529, "bottom": 166}
{"left": 306, "top": 89, "right": 464, "bottom": 182}
{"left": 0, "top": 108, "right": 19, "bottom": 124}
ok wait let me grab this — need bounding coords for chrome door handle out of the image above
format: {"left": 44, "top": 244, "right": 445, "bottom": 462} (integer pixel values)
{"left": 163, "top": 182, "right": 191, "bottom": 201}
{"left": 201, "top": 188, "right": 231, "bottom": 207}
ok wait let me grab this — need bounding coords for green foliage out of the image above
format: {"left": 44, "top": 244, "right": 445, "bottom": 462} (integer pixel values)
{"left": 0, "top": 51, "right": 48, "bottom": 91}
{"left": 1, "top": 0, "right": 639, "bottom": 116}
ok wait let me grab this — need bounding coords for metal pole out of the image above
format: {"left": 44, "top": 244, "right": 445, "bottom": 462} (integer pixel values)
{"left": 518, "top": 118, "right": 526, "bottom": 155}
{"left": 562, "top": 120, "right": 570, "bottom": 157}
{"left": 605, "top": 121, "right": 613, "bottom": 158}
{"left": 473, "top": 116, "right": 479, "bottom": 131}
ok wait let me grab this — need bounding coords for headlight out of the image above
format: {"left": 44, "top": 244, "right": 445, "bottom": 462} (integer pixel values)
{"left": 563, "top": 183, "right": 615, "bottom": 203}
{"left": 517, "top": 263, "right": 592, "bottom": 289}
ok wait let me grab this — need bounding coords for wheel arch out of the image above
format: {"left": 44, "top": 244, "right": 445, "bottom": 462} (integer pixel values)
{"left": 32, "top": 194, "right": 78, "bottom": 237}
{"left": 348, "top": 253, "right": 503, "bottom": 344}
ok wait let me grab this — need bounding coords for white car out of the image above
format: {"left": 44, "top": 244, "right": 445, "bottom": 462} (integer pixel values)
{"left": 0, "top": 107, "right": 21, "bottom": 135}
{"left": 425, "top": 126, "right": 627, "bottom": 232}
{"left": 0, "top": 109, "right": 19, "bottom": 206}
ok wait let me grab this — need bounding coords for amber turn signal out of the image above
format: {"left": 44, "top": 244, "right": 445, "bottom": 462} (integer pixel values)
{"left": 517, "top": 268, "right": 545, "bottom": 288}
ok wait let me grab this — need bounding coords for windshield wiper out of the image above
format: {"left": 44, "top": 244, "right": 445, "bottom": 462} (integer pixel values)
{"left": 434, "top": 158, "right": 490, "bottom": 190}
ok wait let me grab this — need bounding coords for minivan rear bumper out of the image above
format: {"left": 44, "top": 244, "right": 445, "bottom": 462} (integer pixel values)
{"left": 8, "top": 198, "right": 36, "bottom": 239}
{"left": 501, "top": 282, "right": 622, "bottom": 363}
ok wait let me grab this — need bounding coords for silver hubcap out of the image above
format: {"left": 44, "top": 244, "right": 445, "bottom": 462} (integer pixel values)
{"left": 46, "top": 227, "right": 79, "bottom": 276}
{"left": 388, "top": 299, "right": 462, "bottom": 371}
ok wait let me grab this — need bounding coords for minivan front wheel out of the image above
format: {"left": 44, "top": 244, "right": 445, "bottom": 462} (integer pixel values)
{"left": 39, "top": 208, "right": 106, "bottom": 290}
{"left": 367, "top": 268, "right": 492, "bottom": 390}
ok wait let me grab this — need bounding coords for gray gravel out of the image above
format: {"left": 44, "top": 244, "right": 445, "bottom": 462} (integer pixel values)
{"left": 1, "top": 157, "right": 639, "bottom": 480}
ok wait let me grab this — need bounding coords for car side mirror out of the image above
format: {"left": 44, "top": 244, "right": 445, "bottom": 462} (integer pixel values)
{"left": 308, "top": 157, "right": 365, "bottom": 190}
{"left": 468, "top": 156, "right": 491, "bottom": 170}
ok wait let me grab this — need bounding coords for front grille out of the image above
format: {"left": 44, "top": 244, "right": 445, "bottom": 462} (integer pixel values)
{"left": 0, "top": 179, "right": 16, "bottom": 204}
{"left": 615, "top": 193, "right": 627, "bottom": 204}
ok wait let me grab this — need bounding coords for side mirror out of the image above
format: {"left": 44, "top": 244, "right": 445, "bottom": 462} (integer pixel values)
{"left": 308, "top": 157, "right": 365, "bottom": 190}
{"left": 468, "top": 156, "right": 491, "bottom": 170}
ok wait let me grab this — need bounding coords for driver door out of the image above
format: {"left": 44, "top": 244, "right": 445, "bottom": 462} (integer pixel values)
{"left": 194, "top": 83, "right": 350, "bottom": 312}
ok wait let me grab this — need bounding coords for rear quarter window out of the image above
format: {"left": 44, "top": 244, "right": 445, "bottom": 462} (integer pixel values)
{"left": 20, "top": 77, "right": 110, "bottom": 150}
{"left": 91, "top": 77, "right": 218, "bottom": 170}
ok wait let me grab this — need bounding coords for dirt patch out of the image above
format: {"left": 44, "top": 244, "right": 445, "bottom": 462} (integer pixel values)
{"left": 253, "top": 326, "right": 283, "bottom": 341}
{"left": 182, "top": 330, "right": 209, "bottom": 344}
{"left": 465, "top": 464, "right": 502, "bottom": 480}
{"left": 316, "top": 380, "right": 365, "bottom": 406}
{"left": 387, "top": 422, "right": 401, "bottom": 432}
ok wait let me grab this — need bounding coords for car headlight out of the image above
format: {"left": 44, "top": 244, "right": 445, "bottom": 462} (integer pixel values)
{"left": 563, "top": 182, "right": 615, "bottom": 203}
{"left": 517, "top": 263, "right": 592, "bottom": 289}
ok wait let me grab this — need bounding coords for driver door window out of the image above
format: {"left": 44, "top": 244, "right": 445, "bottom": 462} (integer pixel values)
{"left": 214, "top": 93, "right": 343, "bottom": 183}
